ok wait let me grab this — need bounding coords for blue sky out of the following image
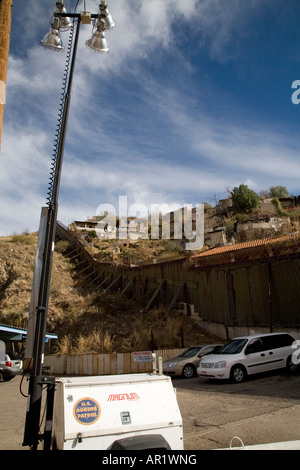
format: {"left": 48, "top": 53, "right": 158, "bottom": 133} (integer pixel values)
{"left": 1, "top": 0, "right": 300, "bottom": 236}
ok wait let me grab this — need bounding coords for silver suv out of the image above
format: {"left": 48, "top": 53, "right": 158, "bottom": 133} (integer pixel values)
{"left": 0, "top": 352, "right": 23, "bottom": 382}
{"left": 197, "top": 332, "right": 298, "bottom": 383}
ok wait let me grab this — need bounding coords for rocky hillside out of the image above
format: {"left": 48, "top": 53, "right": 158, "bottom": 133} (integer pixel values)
{"left": 0, "top": 232, "right": 221, "bottom": 354}
{"left": 1, "top": 198, "right": 298, "bottom": 355}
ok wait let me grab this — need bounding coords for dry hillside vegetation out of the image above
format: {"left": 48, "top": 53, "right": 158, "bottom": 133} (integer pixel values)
{"left": 0, "top": 233, "right": 220, "bottom": 354}
{"left": 83, "top": 236, "right": 190, "bottom": 266}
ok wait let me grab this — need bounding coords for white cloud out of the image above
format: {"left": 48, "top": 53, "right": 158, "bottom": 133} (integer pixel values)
{"left": 1, "top": 0, "right": 299, "bottom": 235}
{"left": 140, "top": 78, "right": 300, "bottom": 182}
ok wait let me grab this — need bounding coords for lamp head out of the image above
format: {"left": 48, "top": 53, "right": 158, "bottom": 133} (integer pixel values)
{"left": 40, "top": 17, "right": 64, "bottom": 51}
{"left": 100, "top": 1, "right": 116, "bottom": 30}
{"left": 54, "top": 1, "right": 72, "bottom": 31}
{"left": 86, "top": 31, "right": 109, "bottom": 53}
{"left": 86, "top": 17, "right": 110, "bottom": 52}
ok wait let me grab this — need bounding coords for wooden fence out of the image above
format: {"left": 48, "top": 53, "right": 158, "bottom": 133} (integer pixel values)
{"left": 44, "top": 349, "right": 185, "bottom": 376}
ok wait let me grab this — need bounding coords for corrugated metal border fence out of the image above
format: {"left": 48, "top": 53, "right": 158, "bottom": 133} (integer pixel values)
{"left": 55, "top": 223, "right": 300, "bottom": 330}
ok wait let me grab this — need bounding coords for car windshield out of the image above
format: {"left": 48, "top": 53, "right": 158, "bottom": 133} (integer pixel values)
{"left": 179, "top": 347, "right": 201, "bottom": 358}
{"left": 215, "top": 339, "right": 248, "bottom": 354}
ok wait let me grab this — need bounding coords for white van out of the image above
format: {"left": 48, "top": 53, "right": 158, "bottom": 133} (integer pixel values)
{"left": 197, "top": 332, "right": 298, "bottom": 383}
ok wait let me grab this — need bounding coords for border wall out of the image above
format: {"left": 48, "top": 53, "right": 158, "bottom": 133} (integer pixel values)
{"left": 55, "top": 223, "right": 300, "bottom": 339}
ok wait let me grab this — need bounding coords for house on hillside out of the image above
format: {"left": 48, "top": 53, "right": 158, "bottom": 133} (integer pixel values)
{"left": 69, "top": 215, "right": 116, "bottom": 239}
{"left": 279, "top": 196, "right": 299, "bottom": 209}
{"left": 69, "top": 214, "right": 148, "bottom": 240}
{"left": 204, "top": 228, "right": 227, "bottom": 247}
{"left": 168, "top": 206, "right": 227, "bottom": 248}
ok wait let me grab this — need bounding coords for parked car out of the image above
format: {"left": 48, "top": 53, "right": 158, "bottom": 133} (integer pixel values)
{"left": 0, "top": 352, "right": 23, "bottom": 382}
{"left": 197, "top": 332, "right": 298, "bottom": 383}
{"left": 163, "top": 344, "right": 223, "bottom": 378}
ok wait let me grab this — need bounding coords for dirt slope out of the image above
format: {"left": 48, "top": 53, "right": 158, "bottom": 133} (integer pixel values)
{"left": 0, "top": 233, "right": 221, "bottom": 354}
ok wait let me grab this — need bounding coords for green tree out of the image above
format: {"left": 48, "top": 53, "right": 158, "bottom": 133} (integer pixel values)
{"left": 269, "top": 186, "right": 289, "bottom": 199}
{"left": 231, "top": 184, "right": 260, "bottom": 213}
{"left": 271, "top": 197, "right": 288, "bottom": 217}
{"left": 87, "top": 230, "right": 97, "bottom": 240}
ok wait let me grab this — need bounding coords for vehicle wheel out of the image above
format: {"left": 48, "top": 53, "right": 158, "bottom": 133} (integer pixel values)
{"left": 286, "top": 355, "right": 298, "bottom": 374}
{"left": 182, "top": 364, "right": 196, "bottom": 378}
{"left": 230, "top": 365, "right": 247, "bottom": 383}
{"left": 0, "top": 371, "right": 3, "bottom": 382}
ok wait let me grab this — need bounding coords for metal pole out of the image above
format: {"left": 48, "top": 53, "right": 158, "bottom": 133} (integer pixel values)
{"left": 0, "top": 0, "right": 13, "bottom": 151}
{"left": 267, "top": 261, "right": 273, "bottom": 333}
{"left": 22, "top": 17, "right": 81, "bottom": 450}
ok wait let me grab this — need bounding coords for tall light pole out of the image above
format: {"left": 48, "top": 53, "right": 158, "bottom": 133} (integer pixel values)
{"left": 0, "top": 0, "right": 13, "bottom": 151}
{"left": 22, "top": 1, "right": 115, "bottom": 450}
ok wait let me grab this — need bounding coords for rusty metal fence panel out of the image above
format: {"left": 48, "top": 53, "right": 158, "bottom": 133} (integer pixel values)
{"left": 55, "top": 223, "right": 300, "bottom": 330}
{"left": 271, "top": 259, "right": 300, "bottom": 328}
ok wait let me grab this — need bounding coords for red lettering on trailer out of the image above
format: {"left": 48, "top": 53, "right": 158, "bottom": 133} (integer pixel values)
{"left": 107, "top": 392, "right": 140, "bottom": 401}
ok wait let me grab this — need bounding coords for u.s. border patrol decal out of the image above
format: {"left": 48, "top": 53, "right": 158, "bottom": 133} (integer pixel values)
{"left": 73, "top": 398, "right": 101, "bottom": 425}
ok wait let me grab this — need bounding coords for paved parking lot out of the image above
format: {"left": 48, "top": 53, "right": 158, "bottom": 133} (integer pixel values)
{"left": 175, "top": 370, "right": 300, "bottom": 449}
{"left": 0, "top": 375, "right": 28, "bottom": 450}
{"left": 1, "top": 370, "right": 300, "bottom": 450}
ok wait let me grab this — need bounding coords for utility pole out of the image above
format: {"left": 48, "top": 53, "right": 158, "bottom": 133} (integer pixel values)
{"left": 0, "top": 0, "right": 13, "bottom": 151}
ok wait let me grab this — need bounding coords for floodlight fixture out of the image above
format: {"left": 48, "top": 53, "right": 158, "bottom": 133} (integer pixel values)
{"left": 40, "top": 16, "right": 64, "bottom": 51}
{"left": 99, "top": 0, "right": 116, "bottom": 30}
{"left": 54, "top": 0, "right": 72, "bottom": 31}
{"left": 86, "top": 17, "right": 109, "bottom": 53}
{"left": 86, "top": 1, "right": 116, "bottom": 52}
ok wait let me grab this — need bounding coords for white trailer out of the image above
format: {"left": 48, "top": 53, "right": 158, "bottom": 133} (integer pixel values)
{"left": 52, "top": 373, "right": 183, "bottom": 450}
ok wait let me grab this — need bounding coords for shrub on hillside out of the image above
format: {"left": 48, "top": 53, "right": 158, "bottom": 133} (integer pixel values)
{"left": 232, "top": 184, "right": 260, "bottom": 213}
